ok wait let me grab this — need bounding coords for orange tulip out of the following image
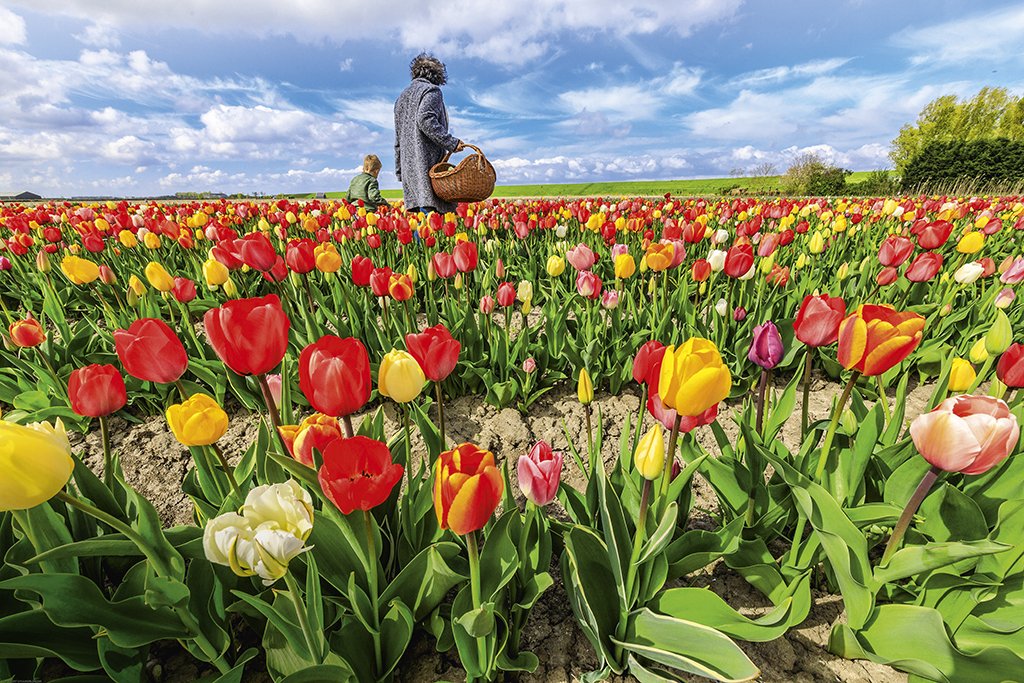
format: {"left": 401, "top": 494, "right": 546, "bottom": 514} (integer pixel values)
{"left": 433, "top": 443, "right": 503, "bottom": 536}
{"left": 836, "top": 304, "right": 925, "bottom": 376}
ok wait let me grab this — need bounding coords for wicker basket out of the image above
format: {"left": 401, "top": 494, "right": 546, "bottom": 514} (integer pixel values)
{"left": 429, "top": 143, "right": 496, "bottom": 203}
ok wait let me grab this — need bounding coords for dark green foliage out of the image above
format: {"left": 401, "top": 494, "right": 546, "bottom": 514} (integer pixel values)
{"left": 901, "top": 138, "right": 1024, "bottom": 191}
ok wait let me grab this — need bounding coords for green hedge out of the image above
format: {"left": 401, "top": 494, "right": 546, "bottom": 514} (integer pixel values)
{"left": 902, "top": 138, "right": 1024, "bottom": 190}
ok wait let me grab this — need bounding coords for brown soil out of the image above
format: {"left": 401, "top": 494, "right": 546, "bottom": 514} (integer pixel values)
{"left": 70, "top": 373, "right": 927, "bottom": 682}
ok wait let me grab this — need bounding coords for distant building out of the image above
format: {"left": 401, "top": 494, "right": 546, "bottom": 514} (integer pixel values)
{"left": 0, "top": 191, "right": 42, "bottom": 201}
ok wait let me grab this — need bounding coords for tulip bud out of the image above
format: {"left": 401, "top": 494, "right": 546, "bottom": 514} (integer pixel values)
{"left": 495, "top": 258, "right": 505, "bottom": 279}
{"left": 837, "top": 262, "right": 849, "bottom": 281}
{"left": 223, "top": 277, "right": 238, "bottom": 298}
{"left": 986, "top": 309, "right": 1013, "bottom": 355}
{"left": 99, "top": 264, "right": 117, "bottom": 285}
{"left": 634, "top": 424, "right": 665, "bottom": 480}
{"left": 35, "top": 250, "right": 51, "bottom": 273}
{"left": 995, "top": 287, "right": 1015, "bottom": 309}
{"left": 970, "top": 338, "right": 989, "bottom": 364}
{"left": 733, "top": 306, "right": 747, "bottom": 322}
{"left": 577, "top": 368, "right": 594, "bottom": 406}
{"left": 715, "top": 298, "right": 728, "bottom": 316}
{"left": 126, "top": 288, "right": 140, "bottom": 307}
{"left": 940, "top": 303, "right": 952, "bottom": 317}
{"left": 522, "top": 357, "right": 536, "bottom": 374}
{"left": 546, "top": 255, "right": 565, "bottom": 277}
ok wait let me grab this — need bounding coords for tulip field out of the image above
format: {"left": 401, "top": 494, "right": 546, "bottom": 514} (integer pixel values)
{"left": 3, "top": 194, "right": 1024, "bottom": 682}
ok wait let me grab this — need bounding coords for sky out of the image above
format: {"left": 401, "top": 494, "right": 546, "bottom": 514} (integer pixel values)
{"left": 0, "top": 0, "right": 1022, "bottom": 197}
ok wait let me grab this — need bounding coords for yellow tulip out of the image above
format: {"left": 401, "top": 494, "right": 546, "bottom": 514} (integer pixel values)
{"left": 143, "top": 232, "right": 162, "bottom": 250}
{"left": 947, "top": 359, "right": 976, "bottom": 392}
{"left": 128, "top": 274, "right": 146, "bottom": 296}
{"left": 144, "top": 262, "right": 174, "bottom": 292}
{"left": 166, "top": 394, "right": 228, "bottom": 447}
{"left": 378, "top": 349, "right": 425, "bottom": 403}
{"left": 118, "top": 230, "right": 138, "bottom": 248}
{"left": 577, "top": 367, "right": 593, "bottom": 406}
{"left": 314, "top": 244, "right": 342, "bottom": 273}
{"left": 61, "top": 255, "right": 100, "bottom": 285}
{"left": 192, "top": 211, "right": 209, "bottom": 228}
{"left": 658, "top": 338, "right": 731, "bottom": 417}
{"left": 634, "top": 424, "right": 665, "bottom": 480}
{"left": 808, "top": 231, "right": 824, "bottom": 254}
{"left": 0, "top": 419, "right": 74, "bottom": 511}
{"left": 203, "top": 259, "right": 229, "bottom": 287}
{"left": 614, "top": 253, "right": 636, "bottom": 279}
{"left": 546, "top": 255, "right": 565, "bottom": 277}
{"left": 957, "top": 231, "right": 984, "bottom": 254}
{"left": 223, "top": 278, "right": 239, "bottom": 298}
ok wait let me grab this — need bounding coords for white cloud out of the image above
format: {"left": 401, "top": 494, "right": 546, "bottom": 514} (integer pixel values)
{"left": 5, "top": 0, "right": 743, "bottom": 66}
{"left": 0, "top": 7, "right": 27, "bottom": 46}
{"left": 729, "top": 57, "right": 851, "bottom": 87}
{"left": 74, "top": 22, "right": 121, "bottom": 48}
{"left": 894, "top": 4, "right": 1024, "bottom": 66}
{"left": 556, "top": 62, "right": 703, "bottom": 122}
{"left": 338, "top": 57, "right": 353, "bottom": 72}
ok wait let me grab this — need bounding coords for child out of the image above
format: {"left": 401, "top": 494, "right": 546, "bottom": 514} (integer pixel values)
{"left": 347, "top": 154, "right": 388, "bottom": 209}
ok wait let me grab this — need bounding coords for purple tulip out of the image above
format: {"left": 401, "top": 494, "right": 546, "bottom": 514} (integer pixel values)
{"left": 748, "top": 320, "right": 783, "bottom": 369}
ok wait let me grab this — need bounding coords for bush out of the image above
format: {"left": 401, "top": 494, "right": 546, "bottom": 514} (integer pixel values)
{"left": 780, "top": 154, "right": 851, "bottom": 196}
{"left": 901, "top": 138, "right": 1024, "bottom": 192}
{"left": 846, "top": 170, "right": 898, "bottom": 196}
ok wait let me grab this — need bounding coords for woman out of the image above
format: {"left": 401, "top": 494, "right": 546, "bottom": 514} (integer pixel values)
{"left": 394, "top": 53, "right": 463, "bottom": 215}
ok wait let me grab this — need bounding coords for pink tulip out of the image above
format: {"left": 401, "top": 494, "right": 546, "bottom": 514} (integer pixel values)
{"left": 910, "top": 395, "right": 1019, "bottom": 475}
{"left": 662, "top": 239, "right": 686, "bottom": 268}
{"left": 611, "top": 243, "right": 629, "bottom": 260}
{"left": 522, "top": 357, "right": 537, "bottom": 374}
{"left": 566, "top": 243, "right": 596, "bottom": 271}
{"left": 576, "top": 271, "right": 602, "bottom": 299}
{"left": 601, "top": 290, "right": 620, "bottom": 309}
{"left": 647, "top": 392, "right": 719, "bottom": 432}
{"left": 495, "top": 258, "right": 505, "bottom": 279}
{"left": 517, "top": 441, "right": 562, "bottom": 506}
{"left": 479, "top": 295, "right": 495, "bottom": 314}
{"left": 995, "top": 287, "right": 1015, "bottom": 309}
{"left": 1000, "top": 256, "right": 1024, "bottom": 284}
{"left": 265, "top": 374, "right": 282, "bottom": 410}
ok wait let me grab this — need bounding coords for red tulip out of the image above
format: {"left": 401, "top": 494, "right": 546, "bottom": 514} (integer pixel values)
{"left": 203, "top": 294, "right": 290, "bottom": 376}
{"left": 632, "top": 340, "right": 666, "bottom": 388}
{"left": 997, "top": 343, "right": 1024, "bottom": 388}
{"left": 238, "top": 233, "right": 278, "bottom": 271}
{"left": 406, "top": 324, "right": 461, "bottom": 382}
{"left": 793, "top": 294, "right": 846, "bottom": 347}
{"left": 575, "top": 271, "right": 602, "bottom": 299}
{"left": 432, "top": 252, "right": 456, "bottom": 279}
{"left": 369, "top": 267, "right": 392, "bottom": 297}
{"left": 691, "top": 259, "right": 711, "bottom": 282}
{"left": 114, "top": 318, "right": 189, "bottom": 383}
{"left": 299, "top": 335, "right": 371, "bottom": 416}
{"left": 433, "top": 443, "right": 503, "bottom": 535}
{"left": 878, "top": 235, "right": 914, "bottom": 267}
{"left": 479, "top": 296, "right": 495, "bottom": 314}
{"left": 876, "top": 266, "right": 899, "bottom": 287}
{"left": 915, "top": 220, "right": 953, "bottom": 250}
{"left": 351, "top": 255, "right": 374, "bottom": 286}
{"left": 286, "top": 238, "right": 317, "bottom": 274}
{"left": 68, "top": 364, "right": 127, "bottom": 417}
{"left": 454, "top": 241, "right": 478, "bottom": 272}
{"left": 318, "top": 436, "right": 403, "bottom": 514}
{"left": 724, "top": 244, "right": 754, "bottom": 278}
{"left": 497, "top": 282, "right": 516, "bottom": 307}
{"left": 172, "top": 277, "right": 197, "bottom": 303}
{"left": 905, "top": 252, "right": 943, "bottom": 282}
{"left": 9, "top": 317, "right": 46, "bottom": 348}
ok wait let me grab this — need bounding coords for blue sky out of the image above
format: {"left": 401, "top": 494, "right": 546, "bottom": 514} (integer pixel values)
{"left": 0, "top": 0, "right": 1022, "bottom": 196}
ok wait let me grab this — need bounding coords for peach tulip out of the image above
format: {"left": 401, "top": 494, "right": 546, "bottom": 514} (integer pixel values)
{"left": 910, "top": 395, "right": 1019, "bottom": 475}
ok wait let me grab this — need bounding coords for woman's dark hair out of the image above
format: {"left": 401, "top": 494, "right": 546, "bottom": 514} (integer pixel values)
{"left": 410, "top": 53, "right": 447, "bottom": 85}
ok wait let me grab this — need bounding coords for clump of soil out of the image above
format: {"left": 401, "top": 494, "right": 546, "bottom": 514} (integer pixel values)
{"left": 70, "top": 373, "right": 928, "bottom": 682}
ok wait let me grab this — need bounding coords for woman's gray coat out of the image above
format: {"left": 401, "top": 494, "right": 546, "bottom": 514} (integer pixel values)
{"left": 394, "top": 78, "right": 460, "bottom": 214}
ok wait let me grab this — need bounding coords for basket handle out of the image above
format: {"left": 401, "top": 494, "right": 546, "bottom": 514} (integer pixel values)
{"left": 440, "top": 143, "right": 488, "bottom": 170}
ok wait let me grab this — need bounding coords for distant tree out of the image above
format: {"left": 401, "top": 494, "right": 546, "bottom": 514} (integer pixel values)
{"left": 729, "top": 167, "right": 746, "bottom": 178}
{"left": 891, "top": 87, "right": 1024, "bottom": 175}
{"left": 901, "top": 138, "right": 1024, "bottom": 191}
{"left": 750, "top": 162, "right": 777, "bottom": 179}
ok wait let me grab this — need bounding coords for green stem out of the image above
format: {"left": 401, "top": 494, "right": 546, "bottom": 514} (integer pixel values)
{"left": 209, "top": 443, "right": 242, "bottom": 498}
{"left": 174, "top": 379, "right": 189, "bottom": 401}
{"left": 629, "top": 384, "right": 648, "bottom": 463}
{"left": 341, "top": 414, "right": 355, "bottom": 438}
{"left": 257, "top": 373, "right": 290, "bottom": 457}
{"left": 435, "top": 380, "right": 447, "bottom": 450}
{"left": 99, "top": 415, "right": 113, "bottom": 490}
{"left": 658, "top": 413, "right": 683, "bottom": 508}
{"left": 283, "top": 571, "right": 323, "bottom": 664}
{"left": 881, "top": 466, "right": 941, "bottom": 564}
{"left": 968, "top": 356, "right": 994, "bottom": 394}
{"left": 876, "top": 375, "right": 891, "bottom": 422}
{"left": 624, "top": 479, "right": 652, "bottom": 602}
{"left": 584, "top": 405, "right": 594, "bottom": 475}
{"left": 814, "top": 372, "right": 859, "bottom": 482}
{"left": 801, "top": 349, "right": 813, "bottom": 438}
{"left": 364, "top": 511, "right": 384, "bottom": 675}
{"left": 466, "top": 531, "right": 489, "bottom": 677}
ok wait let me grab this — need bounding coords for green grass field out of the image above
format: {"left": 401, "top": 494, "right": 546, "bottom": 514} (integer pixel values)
{"left": 306, "top": 171, "right": 882, "bottom": 200}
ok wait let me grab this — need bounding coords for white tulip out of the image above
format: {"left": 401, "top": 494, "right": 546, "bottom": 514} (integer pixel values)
{"left": 242, "top": 480, "right": 314, "bottom": 541}
{"left": 713, "top": 229, "right": 729, "bottom": 244}
{"left": 715, "top": 298, "right": 728, "bottom": 316}
{"left": 739, "top": 265, "right": 756, "bottom": 281}
{"left": 953, "top": 262, "right": 985, "bottom": 285}
{"left": 555, "top": 223, "right": 568, "bottom": 239}
{"left": 708, "top": 250, "right": 727, "bottom": 272}
{"left": 203, "top": 512, "right": 250, "bottom": 568}
{"left": 517, "top": 280, "right": 533, "bottom": 303}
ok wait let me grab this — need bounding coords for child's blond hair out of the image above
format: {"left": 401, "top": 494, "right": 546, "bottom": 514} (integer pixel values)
{"left": 363, "top": 154, "right": 382, "bottom": 173}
